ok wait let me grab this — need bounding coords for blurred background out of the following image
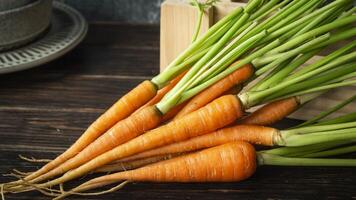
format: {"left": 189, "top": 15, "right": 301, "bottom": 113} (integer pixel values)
{"left": 56, "top": 0, "right": 164, "bottom": 24}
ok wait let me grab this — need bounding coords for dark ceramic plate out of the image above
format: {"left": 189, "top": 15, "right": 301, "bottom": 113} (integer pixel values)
{"left": 0, "top": 1, "right": 87, "bottom": 74}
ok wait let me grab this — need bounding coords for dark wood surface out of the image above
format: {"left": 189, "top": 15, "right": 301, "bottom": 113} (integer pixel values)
{"left": 0, "top": 23, "right": 355, "bottom": 200}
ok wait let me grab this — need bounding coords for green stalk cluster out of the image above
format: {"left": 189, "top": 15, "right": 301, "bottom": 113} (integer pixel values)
{"left": 154, "top": 0, "right": 355, "bottom": 116}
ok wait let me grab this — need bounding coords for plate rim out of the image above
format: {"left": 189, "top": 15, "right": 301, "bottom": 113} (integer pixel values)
{"left": 0, "top": 1, "right": 88, "bottom": 74}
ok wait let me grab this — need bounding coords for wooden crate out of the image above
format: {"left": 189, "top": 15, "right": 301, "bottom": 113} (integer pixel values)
{"left": 160, "top": 0, "right": 355, "bottom": 120}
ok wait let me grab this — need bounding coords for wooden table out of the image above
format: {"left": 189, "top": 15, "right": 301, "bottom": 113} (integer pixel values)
{"left": 0, "top": 23, "right": 355, "bottom": 200}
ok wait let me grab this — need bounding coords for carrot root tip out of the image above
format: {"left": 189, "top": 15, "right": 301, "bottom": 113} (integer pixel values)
{"left": 1, "top": 184, "right": 5, "bottom": 200}
{"left": 1, "top": 174, "right": 60, "bottom": 196}
{"left": 12, "top": 169, "right": 32, "bottom": 177}
{"left": 54, "top": 181, "right": 130, "bottom": 200}
{"left": 18, "top": 155, "right": 52, "bottom": 163}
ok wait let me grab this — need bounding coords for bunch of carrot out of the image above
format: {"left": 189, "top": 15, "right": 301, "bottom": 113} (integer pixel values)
{"left": 1, "top": 0, "right": 356, "bottom": 199}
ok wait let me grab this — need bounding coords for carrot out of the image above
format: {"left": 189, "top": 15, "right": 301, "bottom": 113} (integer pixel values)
{"left": 161, "top": 102, "right": 187, "bottom": 122}
{"left": 174, "top": 64, "right": 254, "bottom": 119}
{"left": 162, "top": 81, "right": 242, "bottom": 123}
{"left": 12, "top": 72, "right": 245, "bottom": 187}
{"left": 238, "top": 97, "right": 300, "bottom": 126}
{"left": 135, "top": 72, "right": 187, "bottom": 114}
{"left": 120, "top": 125, "right": 277, "bottom": 162}
{"left": 95, "top": 153, "right": 182, "bottom": 173}
{"left": 26, "top": 105, "right": 163, "bottom": 184}
{"left": 223, "top": 84, "right": 242, "bottom": 96}
{"left": 29, "top": 95, "right": 243, "bottom": 188}
{"left": 117, "top": 97, "right": 301, "bottom": 162}
{"left": 144, "top": 72, "right": 187, "bottom": 107}
{"left": 55, "top": 142, "right": 256, "bottom": 199}
{"left": 161, "top": 85, "right": 240, "bottom": 123}
{"left": 17, "top": 80, "right": 157, "bottom": 184}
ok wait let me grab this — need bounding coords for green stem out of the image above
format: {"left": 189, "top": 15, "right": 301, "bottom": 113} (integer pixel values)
{"left": 292, "top": 4, "right": 342, "bottom": 38}
{"left": 253, "top": 49, "right": 320, "bottom": 91}
{"left": 259, "top": 0, "right": 346, "bottom": 44}
{"left": 288, "top": 40, "right": 356, "bottom": 80}
{"left": 332, "top": 71, "right": 356, "bottom": 83}
{"left": 267, "top": 15, "right": 356, "bottom": 55}
{"left": 191, "top": 9, "right": 204, "bottom": 43}
{"left": 190, "top": 0, "right": 220, "bottom": 42}
{"left": 157, "top": 11, "right": 254, "bottom": 114}
{"left": 255, "top": 33, "right": 330, "bottom": 75}
{"left": 296, "top": 95, "right": 356, "bottom": 127}
{"left": 262, "top": 140, "right": 353, "bottom": 156}
{"left": 163, "top": 11, "right": 245, "bottom": 96}
{"left": 264, "top": 62, "right": 356, "bottom": 101}
{"left": 310, "top": 27, "right": 356, "bottom": 51}
{"left": 200, "top": 21, "right": 258, "bottom": 83}
{"left": 278, "top": 79, "right": 356, "bottom": 100}
{"left": 257, "top": 153, "right": 356, "bottom": 167}
{"left": 242, "top": 0, "right": 310, "bottom": 43}
{"left": 240, "top": 50, "right": 356, "bottom": 108}
{"left": 267, "top": 0, "right": 321, "bottom": 33}
{"left": 158, "top": 46, "right": 213, "bottom": 85}
{"left": 302, "top": 145, "right": 356, "bottom": 158}
{"left": 177, "top": 31, "right": 272, "bottom": 105}
{"left": 152, "top": 6, "right": 243, "bottom": 88}
{"left": 249, "top": 58, "right": 294, "bottom": 92}
{"left": 244, "top": 0, "right": 264, "bottom": 14}
{"left": 316, "top": 113, "right": 356, "bottom": 126}
{"left": 159, "top": 17, "right": 237, "bottom": 87}
{"left": 250, "top": 0, "right": 282, "bottom": 20}
{"left": 281, "top": 127, "right": 356, "bottom": 147}
{"left": 282, "top": 121, "right": 356, "bottom": 137}
{"left": 253, "top": 33, "right": 328, "bottom": 69}
{"left": 338, "top": 7, "right": 356, "bottom": 19}
{"left": 296, "top": 91, "right": 324, "bottom": 105}
{"left": 188, "top": 22, "right": 262, "bottom": 89}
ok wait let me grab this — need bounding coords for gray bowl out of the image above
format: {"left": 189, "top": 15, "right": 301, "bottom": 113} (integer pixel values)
{"left": 0, "top": 0, "right": 36, "bottom": 11}
{"left": 0, "top": 0, "right": 53, "bottom": 51}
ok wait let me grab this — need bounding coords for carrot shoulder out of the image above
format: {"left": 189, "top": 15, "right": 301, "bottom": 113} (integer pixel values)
{"left": 22, "top": 80, "right": 157, "bottom": 182}
{"left": 175, "top": 63, "right": 254, "bottom": 119}
{"left": 141, "top": 71, "right": 187, "bottom": 108}
{"left": 55, "top": 142, "right": 256, "bottom": 199}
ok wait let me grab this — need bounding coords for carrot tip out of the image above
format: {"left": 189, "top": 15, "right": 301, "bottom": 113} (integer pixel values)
{"left": 1, "top": 184, "right": 5, "bottom": 200}
{"left": 18, "top": 155, "right": 51, "bottom": 164}
{"left": 12, "top": 169, "right": 32, "bottom": 177}
{"left": 54, "top": 181, "right": 130, "bottom": 200}
{"left": 1, "top": 174, "right": 60, "bottom": 196}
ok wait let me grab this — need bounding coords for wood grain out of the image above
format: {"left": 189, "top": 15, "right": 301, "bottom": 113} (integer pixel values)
{"left": 160, "top": 0, "right": 213, "bottom": 71}
{"left": 0, "top": 23, "right": 355, "bottom": 200}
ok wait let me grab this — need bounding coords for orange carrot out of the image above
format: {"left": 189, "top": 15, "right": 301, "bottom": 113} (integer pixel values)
{"left": 55, "top": 142, "right": 256, "bottom": 199}
{"left": 28, "top": 106, "right": 163, "bottom": 184}
{"left": 238, "top": 97, "right": 300, "bottom": 126}
{"left": 223, "top": 84, "right": 242, "bottom": 96}
{"left": 140, "top": 71, "right": 187, "bottom": 109}
{"left": 162, "top": 81, "right": 242, "bottom": 123}
{"left": 95, "top": 153, "right": 182, "bottom": 173}
{"left": 19, "top": 80, "right": 157, "bottom": 183}
{"left": 161, "top": 102, "right": 187, "bottom": 122}
{"left": 33, "top": 95, "right": 243, "bottom": 188}
{"left": 120, "top": 125, "right": 278, "bottom": 162}
{"left": 175, "top": 64, "right": 254, "bottom": 119}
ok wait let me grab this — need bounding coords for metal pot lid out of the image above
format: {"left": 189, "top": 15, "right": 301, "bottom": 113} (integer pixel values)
{"left": 0, "top": 1, "right": 88, "bottom": 74}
